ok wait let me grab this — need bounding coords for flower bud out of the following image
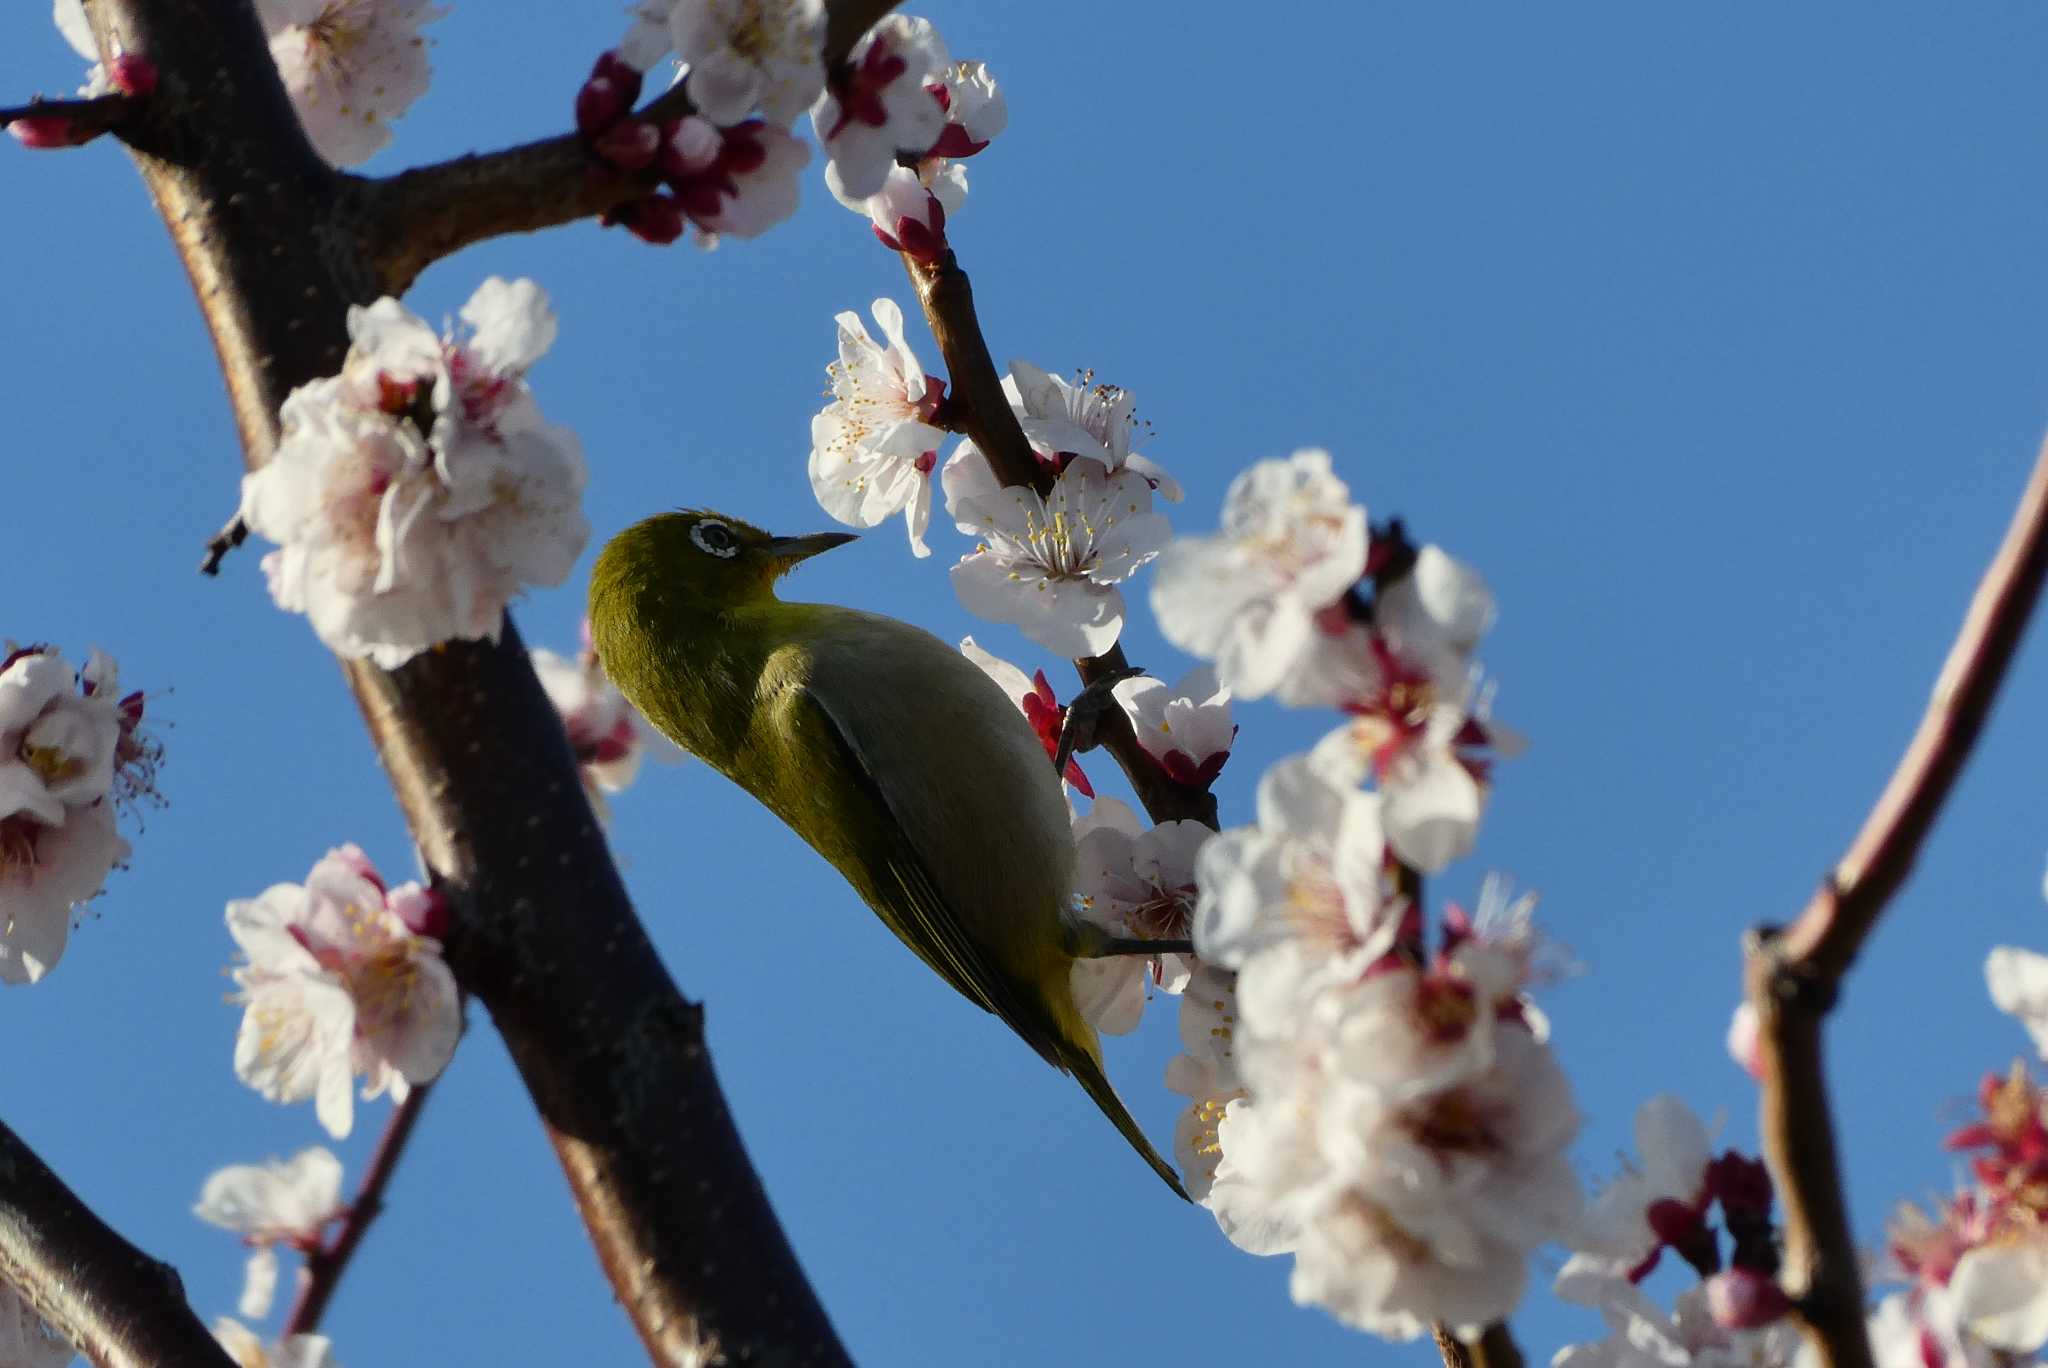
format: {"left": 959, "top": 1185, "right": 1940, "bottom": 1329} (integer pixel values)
{"left": 1703, "top": 1268, "right": 1789, "bottom": 1329}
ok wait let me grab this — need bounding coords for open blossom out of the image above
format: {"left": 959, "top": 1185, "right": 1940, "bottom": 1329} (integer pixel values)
{"left": 1553, "top": 1259, "right": 1803, "bottom": 1368}
{"left": 1303, "top": 544, "right": 1516, "bottom": 873}
{"left": 1930, "top": 1045, "right": 2048, "bottom": 1354}
{"left": 809, "top": 299, "right": 947, "bottom": 556}
{"left": 254, "top": 0, "right": 444, "bottom": 166}
{"left": 944, "top": 451, "right": 1172, "bottom": 658}
{"left": 195, "top": 1147, "right": 345, "bottom": 1318}
{"left": 927, "top": 59, "right": 1005, "bottom": 157}
{"left": 679, "top": 118, "right": 812, "bottom": 240}
{"left": 660, "top": 0, "right": 826, "bottom": 126}
{"left": 228, "top": 845, "right": 460, "bottom": 1139}
{"left": 240, "top": 278, "right": 588, "bottom": 669}
{"left": 1005, "top": 360, "right": 1181, "bottom": 501}
{"left": 810, "top": 15, "right": 949, "bottom": 200}
{"left": 1067, "top": 797, "right": 1208, "bottom": 1032}
{"left": 1112, "top": 665, "right": 1234, "bottom": 788}
{"left": 0, "top": 1280, "right": 71, "bottom": 1368}
{"left": 1574, "top": 1095, "right": 1715, "bottom": 1279}
{"left": 1193, "top": 756, "right": 1396, "bottom": 1006}
{"left": 214, "top": 1319, "right": 341, "bottom": 1368}
{"left": 1151, "top": 449, "right": 1369, "bottom": 699}
{"left": 0, "top": 645, "right": 144, "bottom": 985}
{"left": 958, "top": 637, "right": 1092, "bottom": 794}
{"left": 532, "top": 630, "right": 680, "bottom": 809}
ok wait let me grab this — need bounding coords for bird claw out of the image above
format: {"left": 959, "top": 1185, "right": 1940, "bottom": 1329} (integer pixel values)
{"left": 1051, "top": 664, "right": 1145, "bottom": 782}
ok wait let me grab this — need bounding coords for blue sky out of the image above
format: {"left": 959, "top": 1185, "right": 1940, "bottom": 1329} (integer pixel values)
{"left": 6, "top": 3, "right": 2048, "bottom": 1364}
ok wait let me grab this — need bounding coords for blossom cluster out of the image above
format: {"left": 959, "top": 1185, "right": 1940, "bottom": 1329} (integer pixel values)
{"left": 51, "top": 0, "right": 442, "bottom": 165}
{"left": 0, "top": 644, "right": 157, "bottom": 984}
{"left": 239, "top": 277, "right": 589, "bottom": 669}
{"left": 600, "top": 5, "right": 1004, "bottom": 253}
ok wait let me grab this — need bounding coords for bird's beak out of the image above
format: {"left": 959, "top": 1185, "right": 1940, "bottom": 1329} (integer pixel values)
{"left": 763, "top": 531, "right": 858, "bottom": 566}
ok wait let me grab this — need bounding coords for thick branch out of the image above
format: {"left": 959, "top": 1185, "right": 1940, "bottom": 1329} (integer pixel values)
{"left": 0, "top": 1117, "right": 232, "bottom": 1368}
{"left": 361, "top": 0, "right": 904, "bottom": 296}
{"left": 1746, "top": 432, "right": 2048, "bottom": 1368}
{"left": 283, "top": 1083, "right": 434, "bottom": 1336}
{"left": 95, "top": 0, "right": 850, "bottom": 1360}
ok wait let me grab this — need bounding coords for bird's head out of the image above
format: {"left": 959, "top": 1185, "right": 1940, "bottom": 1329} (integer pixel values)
{"left": 591, "top": 509, "right": 857, "bottom": 612}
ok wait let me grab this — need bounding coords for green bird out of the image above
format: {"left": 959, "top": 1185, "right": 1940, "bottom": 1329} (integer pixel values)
{"left": 588, "top": 509, "right": 1187, "bottom": 1199}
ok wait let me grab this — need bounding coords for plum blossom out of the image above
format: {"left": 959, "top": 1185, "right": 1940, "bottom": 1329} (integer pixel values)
{"left": 0, "top": 1279, "right": 72, "bottom": 1368}
{"left": 1192, "top": 756, "right": 1396, "bottom": 1004}
{"left": 839, "top": 162, "right": 957, "bottom": 262}
{"left": 810, "top": 15, "right": 949, "bottom": 200}
{"left": 214, "top": 1319, "right": 342, "bottom": 1368}
{"left": 656, "top": 0, "right": 826, "bottom": 126}
{"left": 227, "top": 845, "right": 460, "bottom": 1139}
{"left": 677, "top": 119, "right": 812, "bottom": 240}
{"left": 0, "top": 645, "right": 144, "bottom": 984}
{"left": 531, "top": 629, "right": 680, "bottom": 811}
{"left": 1552, "top": 1259, "right": 1804, "bottom": 1368}
{"left": 958, "top": 637, "right": 1092, "bottom": 794}
{"left": 927, "top": 59, "right": 1005, "bottom": 158}
{"left": 1067, "top": 797, "right": 1208, "bottom": 1031}
{"left": 1111, "top": 665, "right": 1234, "bottom": 788}
{"left": 194, "top": 1147, "right": 345, "bottom": 1318}
{"left": 253, "top": 0, "right": 444, "bottom": 166}
{"left": 1005, "top": 360, "right": 1181, "bottom": 501}
{"left": 944, "top": 451, "right": 1171, "bottom": 658}
{"left": 809, "top": 299, "right": 947, "bottom": 556}
{"left": 1151, "top": 449, "right": 1370, "bottom": 699}
{"left": 240, "top": 278, "right": 588, "bottom": 669}
{"left": 1295, "top": 542, "right": 1517, "bottom": 873}
{"left": 1987, "top": 946, "right": 2048, "bottom": 1059}
{"left": 1574, "top": 1095, "right": 1715, "bottom": 1279}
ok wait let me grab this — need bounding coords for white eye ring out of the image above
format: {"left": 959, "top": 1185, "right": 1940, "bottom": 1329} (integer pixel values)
{"left": 690, "top": 520, "right": 740, "bottom": 558}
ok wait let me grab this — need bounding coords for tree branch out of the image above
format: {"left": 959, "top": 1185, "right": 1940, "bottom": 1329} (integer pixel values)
{"left": 0, "top": 1117, "right": 232, "bottom": 1368}
{"left": 1746, "top": 431, "right": 2048, "bottom": 1368}
{"left": 902, "top": 248, "right": 1223, "bottom": 829}
{"left": 282, "top": 1083, "right": 434, "bottom": 1336}
{"left": 359, "top": 0, "right": 905, "bottom": 297}
{"left": 1, "top": 92, "right": 139, "bottom": 142}
{"left": 90, "top": 0, "right": 852, "bottom": 1360}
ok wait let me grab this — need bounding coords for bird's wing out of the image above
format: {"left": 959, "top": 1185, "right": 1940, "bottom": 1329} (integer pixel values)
{"left": 789, "top": 683, "right": 1069, "bottom": 1071}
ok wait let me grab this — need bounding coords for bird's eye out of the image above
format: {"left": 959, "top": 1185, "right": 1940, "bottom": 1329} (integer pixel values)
{"left": 690, "top": 519, "right": 740, "bottom": 559}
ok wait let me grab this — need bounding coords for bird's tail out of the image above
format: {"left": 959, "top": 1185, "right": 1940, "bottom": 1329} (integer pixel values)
{"left": 1066, "top": 1048, "right": 1190, "bottom": 1201}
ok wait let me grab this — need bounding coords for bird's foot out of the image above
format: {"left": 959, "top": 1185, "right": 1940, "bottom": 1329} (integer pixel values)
{"left": 1052, "top": 664, "right": 1145, "bottom": 782}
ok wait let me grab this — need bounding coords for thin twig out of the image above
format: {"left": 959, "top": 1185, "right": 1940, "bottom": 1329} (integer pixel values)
{"left": 198, "top": 513, "right": 246, "bottom": 576}
{"left": 1746, "top": 432, "right": 2048, "bottom": 1368}
{"left": 361, "top": 0, "right": 903, "bottom": 296}
{"left": 282, "top": 1083, "right": 434, "bottom": 1336}
{"left": 0, "top": 1116, "right": 232, "bottom": 1368}
{"left": 0, "top": 92, "right": 138, "bottom": 141}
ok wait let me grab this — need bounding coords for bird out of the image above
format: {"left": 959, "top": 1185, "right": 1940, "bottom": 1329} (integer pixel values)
{"left": 588, "top": 508, "right": 1187, "bottom": 1199}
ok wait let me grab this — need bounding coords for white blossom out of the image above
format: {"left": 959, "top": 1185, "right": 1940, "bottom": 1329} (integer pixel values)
{"left": 1988, "top": 946, "right": 2048, "bottom": 1060}
{"left": 944, "top": 452, "right": 1171, "bottom": 658}
{"left": 0, "top": 1279, "right": 72, "bottom": 1368}
{"left": 809, "top": 300, "right": 946, "bottom": 556}
{"left": 928, "top": 59, "right": 1005, "bottom": 156}
{"left": 957, "top": 637, "right": 1093, "bottom": 794}
{"left": 810, "top": 15, "right": 949, "bottom": 201}
{"left": 240, "top": 278, "right": 588, "bottom": 670}
{"left": 52, "top": 0, "right": 113, "bottom": 95}
{"left": 1005, "top": 360, "right": 1181, "bottom": 501}
{"left": 1949, "top": 1239, "right": 2048, "bottom": 1354}
{"left": 254, "top": 0, "right": 444, "bottom": 166}
{"left": 1572, "top": 1095, "right": 1714, "bottom": 1276}
{"left": 663, "top": 0, "right": 826, "bottom": 126}
{"left": 1553, "top": 1259, "right": 1804, "bottom": 1368}
{"left": 1067, "top": 797, "right": 1207, "bottom": 1031}
{"left": 194, "top": 1147, "right": 345, "bottom": 1319}
{"left": 228, "top": 845, "right": 460, "bottom": 1139}
{"left": 1111, "top": 665, "right": 1234, "bottom": 788}
{"left": 214, "top": 1319, "right": 342, "bottom": 1368}
{"left": 1151, "top": 449, "right": 1369, "bottom": 699}
{"left": 690, "top": 120, "right": 812, "bottom": 240}
{"left": 0, "top": 646, "right": 134, "bottom": 985}
{"left": 1193, "top": 756, "right": 1396, "bottom": 1005}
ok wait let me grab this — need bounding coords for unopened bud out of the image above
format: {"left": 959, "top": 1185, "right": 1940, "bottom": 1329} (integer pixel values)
{"left": 1726, "top": 1002, "right": 1764, "bottom": 1080}
{"left": 7, "top": 114, "right": 93, "bottom": 149}
{"left": 604, "top": 193, "right": 687, "bottom": 246}
{"left": 591, "top": 119, "right": 659, "bottom": 170}
{"left": 389, "top": 884, "right": 450, "bottom": 940}
{"left": 109, "top": 53, "right": 158, "bottom": 98}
